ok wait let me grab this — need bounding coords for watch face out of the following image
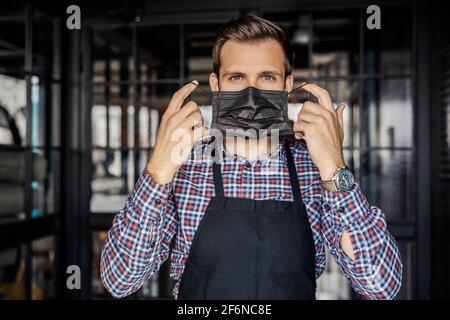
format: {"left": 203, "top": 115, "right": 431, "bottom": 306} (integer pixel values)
{"left": 337, "top": 168, "right": 354, "bottom": 191}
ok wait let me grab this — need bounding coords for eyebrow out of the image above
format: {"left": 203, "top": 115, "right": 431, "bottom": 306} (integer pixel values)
{"left": 222, "top": 70, "right": 283, "bottom": 78}
{"left": 222, "top": 71, "right": 245, "bottom": 78}
{"left": 258, "top": 71, "right": 283, "bottom": 77}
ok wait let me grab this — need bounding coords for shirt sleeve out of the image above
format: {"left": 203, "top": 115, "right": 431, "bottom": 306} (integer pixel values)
{"left": 100, "top": 168, "right": 178, "bottom": 298}
{"left": 320, "top": 182, "right": 403, "bottom": 300}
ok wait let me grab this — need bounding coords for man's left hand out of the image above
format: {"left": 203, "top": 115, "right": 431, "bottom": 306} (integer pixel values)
{"left": 293, "top": 83, "right": 346, "bottom": 181}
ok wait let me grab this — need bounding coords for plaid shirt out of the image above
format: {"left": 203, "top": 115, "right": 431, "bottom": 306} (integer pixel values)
{"left": 101, "top": 137, "right": 402, "bottom": 300}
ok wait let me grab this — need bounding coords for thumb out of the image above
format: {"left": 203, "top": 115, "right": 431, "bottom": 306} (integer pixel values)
{"left": 192, "top": 126, "right": 210, "bottom": 142}
{"left": 336, "top": 103, "right": 345, "bottom": 141}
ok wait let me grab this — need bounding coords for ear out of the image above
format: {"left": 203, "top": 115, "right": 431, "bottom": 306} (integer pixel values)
{"left": 209, "top": 72, "right": 219, "bottom": 91}
{"left": 284, "top": 74, "right": 294, "bottom": 92}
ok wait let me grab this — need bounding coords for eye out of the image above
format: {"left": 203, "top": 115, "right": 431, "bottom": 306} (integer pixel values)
{"left": 229, "top": 75, "right": 243, "bottom": 81}
{"left": 262, "top": 75, "right": 275, "bottom": 81}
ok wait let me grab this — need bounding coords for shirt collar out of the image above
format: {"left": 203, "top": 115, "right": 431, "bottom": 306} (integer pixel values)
{"left": 221, "top": 139, "right": 286, "bottom": 165}
{"left": 200, "top": 136, "right": 292, "bottom": 166}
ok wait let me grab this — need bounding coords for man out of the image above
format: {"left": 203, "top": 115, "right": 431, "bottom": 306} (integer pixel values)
{"left": 101, "top": 15, "right": 402, "bottom": 300}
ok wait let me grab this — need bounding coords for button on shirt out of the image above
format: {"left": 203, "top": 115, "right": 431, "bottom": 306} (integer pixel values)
{"left": 100, "top": 138, "right": 402, "bottom": 300}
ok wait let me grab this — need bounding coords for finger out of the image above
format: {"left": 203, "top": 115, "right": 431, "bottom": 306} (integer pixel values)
{"left": 172, "top": 101, "right": 199, "bottom": 122}
{"left": 166, "top": 80, "right": 199, "bottom": 116}
{"left": 294, "top": 132, "right": 304, "bottom": 140}
{"left": 301, "top": 83, "right": 334, "bottom": 111}
{"left": 336, "top": 103, "right": 345, "bottom": 137}
{"left": 300, "top": 101, "right": 322, "bottom": 117}
{"left": 293, "top": 120, "right": 313, "bottom": 136}
{"left": 192, "top": 126, "right": 210, "bottom": 142}
{"left": 297, "top": 109, "right": 323, "bottom": 123}
{"left": 180, "top": 110, "right": 203, "bottom": 130}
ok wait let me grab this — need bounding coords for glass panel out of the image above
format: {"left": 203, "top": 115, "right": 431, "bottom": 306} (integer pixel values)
{"left": 0, "top": 9, "right": 25, "bottom": 73}
{"left": 32, "top": 10, "right": 55, "bottom": 80}
{"left": 263, "top": 11, "right": 310, "bottom": 78}
{"left": 0, "top": 73, "right": 56, "bottom": 223}
{"left": 364, "top": 78, "right": 412, "bottom": 148}
{"left": 44, "top": 149, "right": 60, "bottom": 215}
{"left": 312, "top": 9, "right": 360, "bottom": 77}
{"left": 91, "top": 150, "right": 135, "bottom": 212}
{"left": 138, "top": 107, "right": 159, "bottom": 148}
{"left": 0, "top": 245, "right": 25, "bottom": 299}
{"left": 343, "top": 148, "right": 361, "bottom": 182}
{"left": 29, "top": 149, "right": 49, "bottom": 219}
{"left": 0, "top": 74, "right": 27, "bottom": 145}
{"left": 93, "top": 64, "right": 131, "bottom": 109}
{"left": 316, "top": 248, "right": 351, "bottom": 300}
{"left": 94, "top": 81, "right": 136, "bottom": 149}
{"left": 364, "top": 5, "right": 412, "bottom": 75}
{"left": 107, "top": 106, "right": 122, "bottom": 149}
{"left": 0, "top": 236, "right": 55, "bottom": 300}
{"left": 394, "top": 240, "right": 415, "bottom": 300}
{"left": 312, "top": 80, "right": 360, "bottom": 149}
{"left": 49, "top": 82, "right": 61, "bottom": 148}
{"left": 31, "top": 76, "right": 45, "bottom": 148}
{"left": 93, "top": 27, "right": 133, "bottom": 81}
{"left": 0, "top": 148, "right": 53, "bottom": 224}
{"left": 92, "top": 105, "right": 107, "bottom": 148}
{"left": 92, "top": 104, "right": 130, "bottom": 149}
{"left": 139, "top": 82, "right": 181, "bottom": 118}
{"left": 139, "top": 150, "right": 150, "bottom": 172}
{"left": 138, "top": 272, "right": 161, "bottom": 299}
{"left": 139, "top": 107, "right": 150, "bottom": 148}
{"left": 93, "top": 72, "right": 105, "bottom": 102}
{"left": 137, "top": 25, "right": 180, "bottom": 79}
{"left": 361, "top": 150, "right": 413, "bottom": 222}
{"left": 31, "top": 236, "right": 55, "bottom": 299}
{"left": 127, "top": 105, "right": 136, "bottom": 148}
{"left": 0, "top": 73, "right": 48, "bottom": 149}
{"left": 185, "top": 23, "right": 221, "bottom": 82}
{"left": 92, "top": 230, "right": 109, "bottom": 298}
{"left": 149, "top": 109, "right": 159, "bottom": 148}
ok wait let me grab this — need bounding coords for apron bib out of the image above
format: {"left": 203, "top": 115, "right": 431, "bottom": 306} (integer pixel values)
{"left": 178, "top": 140, "right": 316, "bottom": 300}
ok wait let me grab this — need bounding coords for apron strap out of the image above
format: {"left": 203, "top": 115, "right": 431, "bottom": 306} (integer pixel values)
{"left": 212, "top": 162, "right": 225, "bottom": 197}
{"left": 211, "top": 145, "right": 225, "bottom": 197}
{"left": 283, "top": 139, "right": 303, "bottom": 203}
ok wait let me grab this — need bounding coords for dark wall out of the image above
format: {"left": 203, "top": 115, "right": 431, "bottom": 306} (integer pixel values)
{"left": 430, "top": 1, "right": 450, "bottom": 300}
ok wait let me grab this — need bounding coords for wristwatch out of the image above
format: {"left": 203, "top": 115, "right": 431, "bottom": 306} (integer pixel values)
{"left": 319, "top": 166, "right": 354, "bottom": 192}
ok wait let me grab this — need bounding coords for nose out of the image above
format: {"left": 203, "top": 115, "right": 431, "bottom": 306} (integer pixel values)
{"left": 246, "top": 77, "right": 258, "bottom": 89}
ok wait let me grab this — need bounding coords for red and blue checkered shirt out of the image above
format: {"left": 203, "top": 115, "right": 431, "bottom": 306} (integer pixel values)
{"left": 101, "top": 138, "right": 402, "bottom": 300}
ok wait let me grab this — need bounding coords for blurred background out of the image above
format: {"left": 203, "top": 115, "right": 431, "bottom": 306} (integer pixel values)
{"left": 0, "top": 0, "right": 448, "bottom": 300}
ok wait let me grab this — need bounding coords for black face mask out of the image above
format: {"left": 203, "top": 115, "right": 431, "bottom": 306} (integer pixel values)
{"left": 187, "top": 82, "right": 308, "bottom": 139}
{"left": 211, "top": 86, "right": 291, "bottom": 139}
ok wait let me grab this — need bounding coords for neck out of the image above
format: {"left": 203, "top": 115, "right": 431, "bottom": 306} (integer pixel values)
{"left": 224, "top": 136, "right": 280, "bottom": 161}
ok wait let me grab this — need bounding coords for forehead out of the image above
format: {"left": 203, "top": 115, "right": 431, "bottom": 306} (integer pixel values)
{"left": 219, "top": 38, "right": 285, "bottom": 74}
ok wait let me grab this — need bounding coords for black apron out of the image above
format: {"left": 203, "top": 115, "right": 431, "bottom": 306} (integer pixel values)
{"left": 177, "top": 140, "right": 316, "bottom": 300}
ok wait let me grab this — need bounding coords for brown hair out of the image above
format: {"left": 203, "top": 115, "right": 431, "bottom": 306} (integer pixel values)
{"left": 212, "top": 15, "right": 294, "bottom": 77}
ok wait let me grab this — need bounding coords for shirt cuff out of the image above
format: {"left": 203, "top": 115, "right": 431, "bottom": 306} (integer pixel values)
{"left": 130, "top": 168, "right": 173, "bottom": 221}
{"left": 321, "top": 182, "right": 371, "bottom": 229}
{"left": 321, "top": 182, "right": 373, "bottom": 273}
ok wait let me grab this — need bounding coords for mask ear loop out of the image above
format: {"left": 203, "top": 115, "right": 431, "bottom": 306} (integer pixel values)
{"left": 183, "top": 81, "right": 213, "bottom": 103}
{"left": 287, "top": 82, "right": 321, "bottom": 104}
{"left": 287, "top": 82, "right": 312, "bottom": 100}
{"left": 286, "top": 82, "right": 311, "bottom": 145}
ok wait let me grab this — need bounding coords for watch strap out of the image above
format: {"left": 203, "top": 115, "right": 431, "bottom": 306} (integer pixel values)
{"left": 319, "top": 179, "right": 339, "bottom": 192}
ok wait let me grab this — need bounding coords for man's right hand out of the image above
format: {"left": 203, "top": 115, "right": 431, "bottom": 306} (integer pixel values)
{"left": 146, "top": 80, "right": 209, "bottom": 184}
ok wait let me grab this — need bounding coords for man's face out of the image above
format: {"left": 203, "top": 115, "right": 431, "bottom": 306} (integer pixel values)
{"left": 209, "top": 38, "right": 293, "bottom": 92}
